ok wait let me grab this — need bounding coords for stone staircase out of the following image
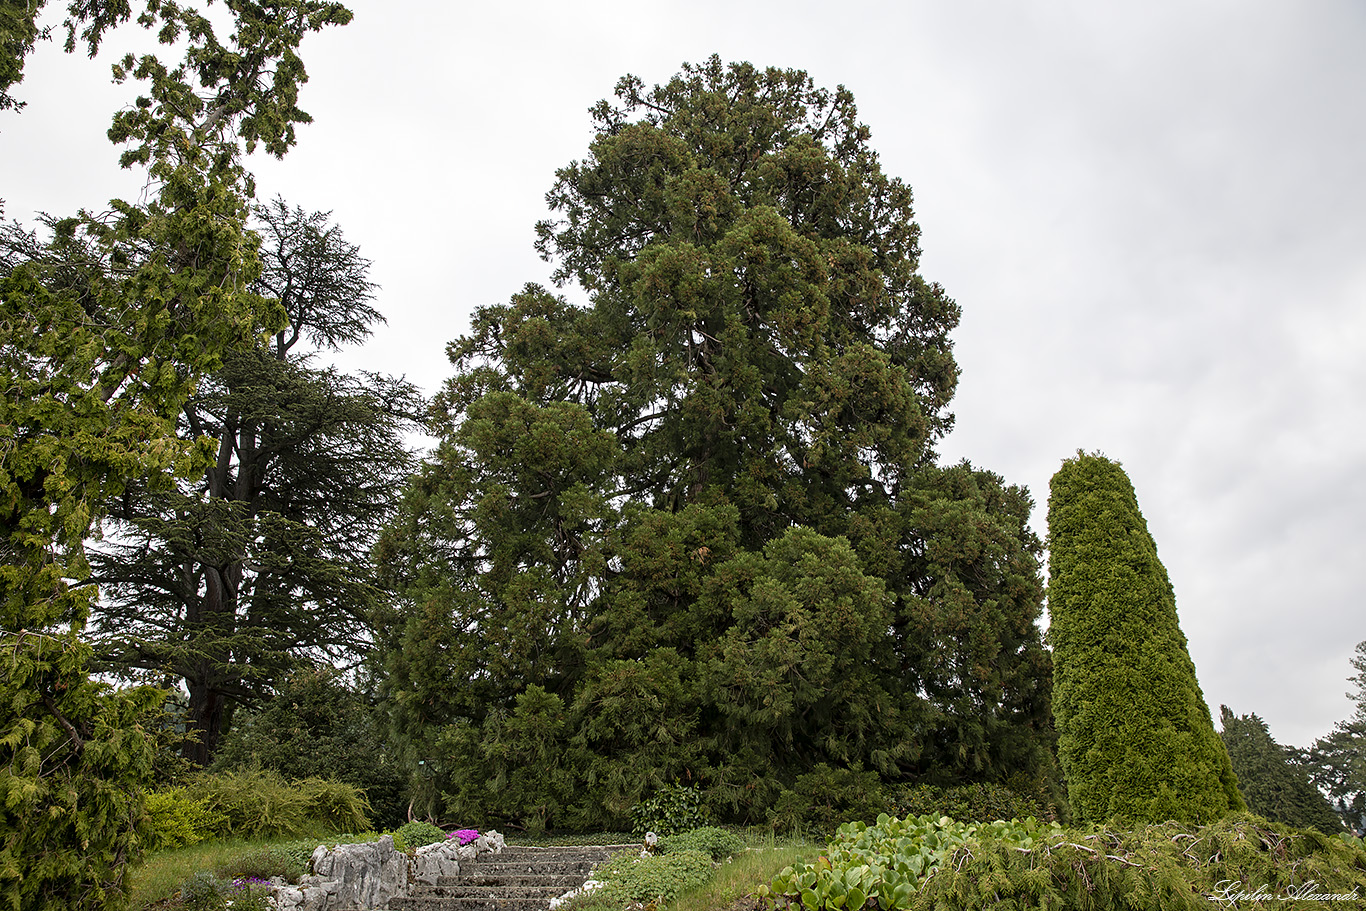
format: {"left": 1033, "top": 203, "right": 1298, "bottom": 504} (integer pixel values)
{"left": 387, "top": 844, "right": 633, "bottom": 911}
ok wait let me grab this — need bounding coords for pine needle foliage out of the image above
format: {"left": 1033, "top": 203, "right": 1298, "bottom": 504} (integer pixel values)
{"left": 1046, "top": 452, "right": 1242, "bottom": 824}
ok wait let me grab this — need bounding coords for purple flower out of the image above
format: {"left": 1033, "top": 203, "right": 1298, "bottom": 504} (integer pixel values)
{"left": 446, "top": 828, "right": 480, "bottom": 845}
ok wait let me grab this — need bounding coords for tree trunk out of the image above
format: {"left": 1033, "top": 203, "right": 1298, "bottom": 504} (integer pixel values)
{"left": 183, "top": 676, "right": 230, "bottom": 766}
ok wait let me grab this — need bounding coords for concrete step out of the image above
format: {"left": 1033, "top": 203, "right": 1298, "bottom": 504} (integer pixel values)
{"left": 388, "top": 897, "right": 563, "bottom": 911}
{"left": 468, "top": 859, "right": 600, "bottom": 877}
{"left": 435, "top": 873, "right": 586, "bottom": 888}
{"left": 388, "top": 844, "right": 630, "bottom": 911}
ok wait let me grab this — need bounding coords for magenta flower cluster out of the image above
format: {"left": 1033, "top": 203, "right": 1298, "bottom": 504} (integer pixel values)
{"left": 447, "top": 828, "right": 479, "bottom": 845}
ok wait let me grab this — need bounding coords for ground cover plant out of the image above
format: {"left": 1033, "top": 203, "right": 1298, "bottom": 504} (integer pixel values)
{"left": 760, "top": 814, "right": 1058, "bottom": 910}
{"left": 760, "top": 812, "right": 1366, "bottom": 911}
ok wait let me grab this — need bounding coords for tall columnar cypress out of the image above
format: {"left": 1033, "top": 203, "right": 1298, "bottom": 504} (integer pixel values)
{"left": 1046, "top": 452, "right": 1242, "bottom": 824}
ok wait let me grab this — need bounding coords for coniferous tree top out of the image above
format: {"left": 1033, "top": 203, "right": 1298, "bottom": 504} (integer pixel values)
{"left": 1047, "top": 452, "right": 1243, "bottom": 824}
{"left": 446, "top": 56, "right": 961, "bottom": 541}
{"left": 1219, "top": 706, "right": 1343, "bottom": 833}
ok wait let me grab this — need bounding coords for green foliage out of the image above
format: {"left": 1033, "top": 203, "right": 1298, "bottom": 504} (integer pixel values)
{"left": 0, "top": 672, "right": 159, "bottom": 911}
{"left": 633, "top": 783, "right": 713, "bottom": 836}
{"left": 173, "top": 872, "right": 274, "bottom": 911}
{"left": 182, "top": 768, "right": 370, "bottom": 839}
{"left": 1220, "top": 705, "right": 1343, "bottom": 833}
{"left": 1, "top": 3, "right": 352, "bottom": 908}
{"left": 380, "top": 57, "right": 1054, "bottom": 832}
{"left": 300, "top": 777, "right": 375, "bottom": 835}
{"left": 660, "top": 827, "right": 746, "bottom": 862}
{"left": 1046, "top": 452, "right": 1243, "bottom": 824}
{"left": 911, "top": 814, "right": 1366, "bottom": 910}
{"left": 211, "top": 668, "right": 408, "bottom": 829}
{"left": 1302, "top": 640, "right": 1366, "bottom": 833}
{"left": 437, "top": 684, "right": 579, "bottom": 833}
{"left": 392, "top": 821, "right": 447, "bottom": 852}
{"left": 891, "top": 781, "right": 1061, "bottom": 825}
{"left": 0, "top": 0, "right": 47, "bottom": 111}
{"left": 590, "top": 849, "right": 717, "bottom": 906}
{"left": 214, "top": 847, "right": 306, "bottom": 884}
{"left": 769, "top": 765, "right": 889, "bottom": 836}
{"left": 142, "top": 788, "right": 230, "bottom": 851}
{"left": 760, "top": 813, "right": 1059, "bottom": 910}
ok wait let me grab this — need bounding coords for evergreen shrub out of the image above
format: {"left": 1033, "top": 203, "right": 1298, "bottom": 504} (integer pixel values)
{"left": 632, "top": 782, "right": 711, "bottom": 835}
{"left": 761, "top": 813, "right": 1366, "bottom": 911}
{"left": 183, "top": 768, "right": 370, "bottom": 838}
{"left": 768, "top": 765, "right": 889, "bottom": 836}
{"left": 299, "top": 777, "right": 373, "bottom": 834}
{"left": 211, "top": 668, "right": 408, "bottom": 829}
{"left": 142, "top": 787, "right": 230, "bottom": 850}
{"left": 1047, "top": 452, "right": 1243, "bottom": 824}
{"left": 913, "top": 814, "right": 1366, "bottom": 910}
{"left": 891, "top": 781, "right": 1056, "bottom": 824}
{"left": 660, "top": 826, "right": 745, "bottom": 861}
{"left": 393, "top": 820, "right": 446, "bottom": 852}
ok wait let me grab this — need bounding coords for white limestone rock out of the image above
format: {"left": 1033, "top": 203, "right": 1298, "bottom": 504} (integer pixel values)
{"left": 413, "top": 839, "right": 462, "bottom": 884}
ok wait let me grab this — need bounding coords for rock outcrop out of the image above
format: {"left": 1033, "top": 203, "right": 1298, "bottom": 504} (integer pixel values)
{"left": 271, "top": 830, "right": 509, "bottom": 911}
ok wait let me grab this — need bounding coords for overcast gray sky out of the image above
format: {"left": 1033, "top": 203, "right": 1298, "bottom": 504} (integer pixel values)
{"left": 4, "top": 0, "right": 1363, "bottom": 750}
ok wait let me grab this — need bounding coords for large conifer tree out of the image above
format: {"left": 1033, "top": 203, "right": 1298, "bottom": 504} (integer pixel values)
{"left": 1219, "top": 706, "right": 1342, "bottom": 833}
{"left": 87, "top": 199, "right": 420, "bottom": 766}
{"left": 1047, "top": 452, "right": 1242, "bottom": 824}
{"left": 380, "top": 58, "right": 1055, "bottom": 828}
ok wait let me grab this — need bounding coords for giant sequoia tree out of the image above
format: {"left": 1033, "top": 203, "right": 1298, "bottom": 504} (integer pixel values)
{"left": 1047, "top": 452, "right": 1243, "bottom": 824}
{"left": 380, "top": 58, "right": 1054, "bottom": 829}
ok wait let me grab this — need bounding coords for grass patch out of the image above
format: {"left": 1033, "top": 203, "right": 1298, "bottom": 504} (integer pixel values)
{"left": 569, "top": 830, "right": 822, "bottom": 911}
{"left": 668, "top": 836, "right": 822, "bottom": 911}
{"left": 128, "top": 831, "right": 380, "bottom": 909}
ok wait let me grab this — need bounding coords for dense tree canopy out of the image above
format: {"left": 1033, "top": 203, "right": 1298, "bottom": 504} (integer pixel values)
{"left": 87, "top": 198, "right": 421, "bottom": 766}
{"left": 0, "top": 2, "right": 351, "bottom": 907}
{"left": 380, "top": 57, "right": 1055, "bottom": 830}
{"left": 1047, "top": 452, "right": 1243, "bottom": 824}
{"left": 1219, "top": 706, "right": 1342, "bottom": 833}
